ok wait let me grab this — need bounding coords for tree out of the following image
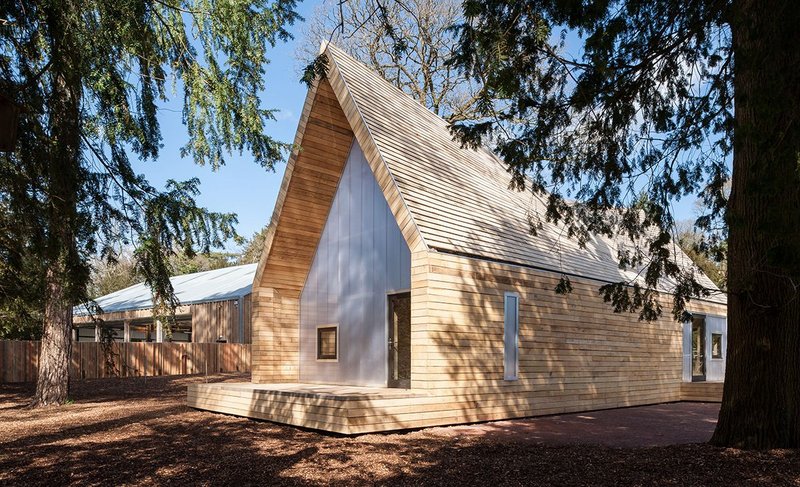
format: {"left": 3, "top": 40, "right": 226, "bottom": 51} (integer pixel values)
{"left": 88, "top": 252, "right": 141, "bottom": 298}
{"left": 301, "top": 0, "right": 478, "bottom": 119}
{"left": 447, "top": 0, "right": 799, "bottom": 448}
{"left": 169, "top": 251, "right": 237, "bottom": 275}
{"left": 676, "top": 220, "right": 727, "bottom": 290}
{"left": 0, "top": 200, "right": 45, "bottom": 340}
{"left": 1, "top": 0, "right": 299, "bottom": 406}
{"left": 238, "top": 224, "right": 269, "bottom": 264}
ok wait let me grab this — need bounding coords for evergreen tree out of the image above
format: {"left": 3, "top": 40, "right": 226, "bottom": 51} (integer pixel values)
{"left": 1, "top": 0, "right": 299, "bottom": 405}
{"left": 238, "top": 224, "right": 269, "bottom": 264}
{"left": 448, "top": 0, "right": 799, "bottom": 448}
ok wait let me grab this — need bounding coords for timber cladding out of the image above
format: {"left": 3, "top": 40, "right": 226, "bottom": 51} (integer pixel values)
{"left": 201, "top": 247, "right": 727, "bottom": 435}
{"left": 204, "top": 44, "right": 730, "bottom": 434}
{"left": 1, "top": 341, "right": 251, "bottom": 383}
{"left": 409, "top": 251, "right": 727, "bottom": 418}
{"left": 191, "top": 297, "right": 251, "bottom": 344}
{"left": 251, "top": 77, "right": 354, "bottom": 383}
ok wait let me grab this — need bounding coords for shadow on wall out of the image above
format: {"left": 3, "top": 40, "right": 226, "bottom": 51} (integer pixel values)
{"left": 417, "top": 214, "right": 686, "bottom": 425}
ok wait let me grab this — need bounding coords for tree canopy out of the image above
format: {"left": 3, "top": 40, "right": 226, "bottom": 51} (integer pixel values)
{"left": 449, "top": 1, "right": 733, "bottom": 320}
{"left": 1, "top": 0, "right": 300, "bottom": 405}
{"left": 300, "top": 0, "right": 480, "bottom": 119}
{"left": 445, "top": 0, "right": 799, "bottom": 449}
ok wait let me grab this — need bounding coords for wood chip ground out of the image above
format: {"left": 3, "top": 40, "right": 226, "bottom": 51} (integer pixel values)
{"left": 1, "top": 374, "right": 797, "bottom": 486}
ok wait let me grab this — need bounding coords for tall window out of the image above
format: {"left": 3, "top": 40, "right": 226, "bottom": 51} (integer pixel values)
{"left": 504, "top": 293, "right": 519, "bottom": 380}
{"left": 711, "top": 333, "right": 723, "bottom": 359}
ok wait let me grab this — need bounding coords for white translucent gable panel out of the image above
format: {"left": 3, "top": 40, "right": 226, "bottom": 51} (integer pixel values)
{"left": 299, "top": 141, "right": 411, "bottom": 386}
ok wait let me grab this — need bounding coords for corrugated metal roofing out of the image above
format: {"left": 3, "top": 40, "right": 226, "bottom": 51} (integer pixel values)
{"left": 75, "top": 263, "right": 257, "bottom": 315}
{"left": 324, "top": 44, "right": 724, "bottom": 302}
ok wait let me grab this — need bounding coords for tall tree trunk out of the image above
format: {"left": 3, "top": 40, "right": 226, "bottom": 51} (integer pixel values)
{"left": 711, "top": 0, "right": 800, "bottom": 449}
{"left": 32, "top": 267, "right": 73, "bottom": 406}
{"left": 31, "top": 5, "right": 82, "bottom": 407}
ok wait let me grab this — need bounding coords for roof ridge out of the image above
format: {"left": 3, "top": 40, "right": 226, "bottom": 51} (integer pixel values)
{"left": 320, "top": 43, "right": 725, "bottom": 303}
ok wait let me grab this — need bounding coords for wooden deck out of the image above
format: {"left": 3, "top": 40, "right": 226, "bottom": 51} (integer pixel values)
{"left": 680, "top": 382, "right": 723, "bottom": 402}
{"left": 189, "top": 380, "right": 717, "bottom": 435}
{"left": 188, "top": 382, "right": 432, "bottom": 434}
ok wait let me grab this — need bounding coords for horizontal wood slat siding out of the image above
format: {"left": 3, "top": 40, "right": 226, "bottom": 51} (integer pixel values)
{"left": 251, "top": 288, "right": 299, "bottom": 383}
{"left": 408, "top": 251, "right": 727, "bottom": 417}
{"left": 194, "top": 250, "right": 726, "bottom": 434}
{"left": 0, "top": 341, "right": 250, "bottom": 383}
{"left": 255, "top": 78, "right": 354, "bottom": 297}
{"left": 210, "top": 45, "right": 730, "bottom": 433}
{"left": 243, "top": 294, "right": 252, "bottom": 344}
{"left": 324, "top": 44, "right": 723, "bottom": 299}
{"left": 680, "top": 382, "right": 723, "bottom": 402}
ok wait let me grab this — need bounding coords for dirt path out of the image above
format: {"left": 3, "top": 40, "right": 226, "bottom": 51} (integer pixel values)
{"left": 1, "top": 375, "right": 797, "bottom": 486}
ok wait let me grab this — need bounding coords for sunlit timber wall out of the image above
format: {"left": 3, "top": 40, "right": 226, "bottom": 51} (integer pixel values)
{"left": 250, "top": 78, "right": 355, "bottom": 384}
{"left": 251, "top": 287, "right": 300, "bottom": 383}
{"left": 410, "top": 250, "right": 727, "bottom": 421}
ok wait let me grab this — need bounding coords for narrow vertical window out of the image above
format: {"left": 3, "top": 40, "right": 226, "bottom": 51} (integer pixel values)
{"left": 504, "top": 293, "right": 519, "bottom": 380}
{"left": 711, "top": 333, "right": 723, "bottom": 359}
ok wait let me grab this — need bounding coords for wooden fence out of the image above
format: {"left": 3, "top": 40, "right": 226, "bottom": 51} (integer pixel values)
{"left": 0, "top": 341, "right": 251, "bottom": 383}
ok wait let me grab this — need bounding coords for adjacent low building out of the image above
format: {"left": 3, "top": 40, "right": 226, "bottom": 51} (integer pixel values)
{"left": 73, "top": 264, "right": 256, "bottom": 344}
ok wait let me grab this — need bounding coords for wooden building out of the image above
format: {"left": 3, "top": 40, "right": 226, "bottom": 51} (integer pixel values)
{"left": 74, "top": 264, "right": 256, "bottom": 344}
{"left": 189, "top": 44, "right": 727, "bottom": 434}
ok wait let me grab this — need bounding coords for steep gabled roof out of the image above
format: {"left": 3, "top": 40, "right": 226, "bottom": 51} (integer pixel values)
{"left": 75, "top": 263, "right": 256, "bottom": 315}
{"left": 323, "top": 44, "right": 722, "bottom": 299}
{"left": 256, "top": 43, "right": 723, "bottom": 302}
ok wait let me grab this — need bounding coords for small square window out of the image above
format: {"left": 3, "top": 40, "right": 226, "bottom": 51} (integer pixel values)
{"left": 317, "top": 326, "right": 338, "bottom": 361}
{"left": 711, "top": 333, "right": 723, "bottom": 359}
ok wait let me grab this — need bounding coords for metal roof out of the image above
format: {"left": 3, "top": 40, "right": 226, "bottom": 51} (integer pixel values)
{"left": 75, "top": 263, "right": 257, "bottom": 315}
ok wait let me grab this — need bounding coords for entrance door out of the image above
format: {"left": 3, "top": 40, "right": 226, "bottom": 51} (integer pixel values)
{"left": 691, "top": 316, "right": 706, "bottom": 382}
{"left": 388, "top": 292, "right": 411, "bottom": 388}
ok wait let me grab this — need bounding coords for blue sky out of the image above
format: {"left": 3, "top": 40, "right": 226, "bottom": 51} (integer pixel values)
{"left": 133, "top": 2, "right": 701, "bottom": 254}
{"left": 132, "top": 1, "right": 321, "bottom": 252}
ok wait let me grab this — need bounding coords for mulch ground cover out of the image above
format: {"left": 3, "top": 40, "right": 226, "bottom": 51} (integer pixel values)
{"left": 1, "top": 374, "right": 798, "bottom": 486}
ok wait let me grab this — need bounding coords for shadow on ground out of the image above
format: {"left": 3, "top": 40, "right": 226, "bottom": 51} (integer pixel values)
{"left": 1, "top": 375, "right": 798, "bottom": 486}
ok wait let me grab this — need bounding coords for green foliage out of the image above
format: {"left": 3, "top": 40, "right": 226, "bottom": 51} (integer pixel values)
{"left": 676, "top": 221, "right": 727, "bottom": 290}
{"left": 449, "top": 0, "right": 734, "bottom": 320}
{"left": 0, "top": 202, "right": 45, "bottom": 339}
{"left": 171, "top": 251, "right": 237, "bottom": 275}
{"left": 238, "top": 224, "right": 269, "bottom": 264}
{"left": 0, "top": 302, "right": 43, "bottom": 340}
{"left": 88, "top": 254, "right": 141, "bottom": 298}
{"left": 301, "top": 53, "right": 329, "bottom": 88}
{"left": 0, "top": 0, "right": 299, "bottom": 328}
